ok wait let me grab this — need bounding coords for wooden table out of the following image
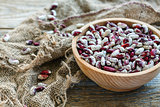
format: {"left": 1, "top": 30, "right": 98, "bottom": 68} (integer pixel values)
{"left": 1, "top": 0, "right": 160, "bottom": 107}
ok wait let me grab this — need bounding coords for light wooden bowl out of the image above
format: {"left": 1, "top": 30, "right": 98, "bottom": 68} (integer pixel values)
{"left": 72, "top": 18, "right": 160, "bottom": 92}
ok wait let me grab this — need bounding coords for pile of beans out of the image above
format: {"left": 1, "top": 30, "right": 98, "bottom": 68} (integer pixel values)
{"left": 76, "top": 21, "right": 160, "bottom": 73}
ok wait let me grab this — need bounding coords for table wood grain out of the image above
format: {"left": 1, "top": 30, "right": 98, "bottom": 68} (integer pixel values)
{"left": 1, "top": 0, "right": 160, "bottom": 107}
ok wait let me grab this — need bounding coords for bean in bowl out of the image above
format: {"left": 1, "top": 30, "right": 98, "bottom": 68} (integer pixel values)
{"left": 76, "top": 21, "right": 160, "bottom": 73}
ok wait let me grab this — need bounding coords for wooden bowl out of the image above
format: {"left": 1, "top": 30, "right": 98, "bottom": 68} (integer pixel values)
{"left": 72, "top": 18, "right": 160, "bottom": 92}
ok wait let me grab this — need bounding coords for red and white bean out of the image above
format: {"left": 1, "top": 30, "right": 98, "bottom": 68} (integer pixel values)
{"left": 77, "top": 21, "right": 160, "bottom": 73}
{"left": 8, "top": 58, "right": 19, "bottom": 65}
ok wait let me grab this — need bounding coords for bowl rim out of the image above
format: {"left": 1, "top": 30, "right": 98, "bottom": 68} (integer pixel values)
{"left": 72, "top": 18, "right": 160, "bottom": 77}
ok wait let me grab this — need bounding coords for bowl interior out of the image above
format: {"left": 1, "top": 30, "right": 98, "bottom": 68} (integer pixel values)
{"left": 72, "top": 18, "right": 160, "bottom": 77}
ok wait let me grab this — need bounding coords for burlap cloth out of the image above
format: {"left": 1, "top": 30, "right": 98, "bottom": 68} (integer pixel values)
{"left": 0, "top": 0, "right": 160, "bottom": 106}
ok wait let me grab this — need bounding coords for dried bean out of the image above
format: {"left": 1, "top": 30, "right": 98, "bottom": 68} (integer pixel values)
{"left": 51, "top": 10, "right": 57, "bottom": 16}
{"left": 72, "top": 29, "right": 82, "bottom": 36}
{"left": 127, "top": 33, "right": 139, "bottom": 39}
{"left": 124, "top": 60, "right": 129, "bottom": 65}
{"left": 106, "top": 49, "right": 115, "bottom": 53}
{"left": 121, "top": 69, "right": 128, "bottom": 73}
{"left": 131, "top": 61, "right": 136, "bottom": 69}
{"left": 108, "top": 57, "right": 118, "bottom": 63}
{"left": 150, "top": 49, "right": 156, "bottom": 58}
{"left": 102, "top": 29, "right": 111, "bottom": 37}
{"left": 99, "top": 29, "right": 104, "bottom": 36}
{"left": 79, "top": 39, "right": 88, "bottom": 47}
{"left": 103, "top": 66, "right": 116, "bottom": 72}
{"left": 8, "top": 58, "right": 19, "bottom": 65}
{"left": 131, "top": 44, "right": 136, "bottom": 48}
{"left": 157, "top": 45, "right": 160, "bottom": 50}
{"left": 94, "top": 32, "right": 101, "bottom": 40}
{"left": 81, "top": 53, "right": 89, "bottom": 58}
{"left": 143, "top": 60, "right": 154, "bottom": 70}
{"left": 46, "top": 30, "right": 54, "bottom": 34}
{"left": 35, "top": 86, "right": 45, "bottom": 92}
{"left": 26, "top": 40, "right": 33, "bottom": 45}
{"left": 117, "top": 22, "right": 127, "bottom": 28}
{"left": 136, "top": 66, "right": 142, "bottom": 71}
{"left": 93, "top": 52, "right": 104, "bottom": 58}
{"left": 76, "top": 23, "right": 84, "bottom": 28}
{"left": 135, "top": 48, "right": 144, "bottom": 55}
{"left": 90, "top": 45, "right": 101, "bottom": 51}
{"left": 38, "top": 83, "right": 47, "bottom": 87}
{"left": 30, "top": 86, "right": 36, "bottom": 95}
{"left": 144, "top": 41, "right": 154, "bottom": 46}
{"left": 88, "top": 56, "right": 96, "bottom": 66}
{"left": 118, "top": 60, "right": 122, "bottom": 68}
{"left": 33, "top": 42, "right": 40, "bottom": 46}
{"left": 40, "top": 70, "right": 51, "bottom": 75}
{"left": 153, "top": 55, "right": 159, "bottom": 62}
{"left": 101, "top": 57, "right": 106, "bottom": 66}
{"left": 101, "top": 37, "right": 108, "bottom": 46}
{"left": 96, "top": 61, "right": 102, "bottom": 69}
{"left": 106, "top": 60, "right": 111, "bottom": 66}
{"left": 143, "top": 45, "right": 152, "bottom": 50}
{"left": 132, "top": 24, "right": 141, "bottom": 29}
{"left": 153, "top": 43, "right": 158, "bottom": 49}
{"left": 101, "top": 46, "right": 109, "bottom": 50}
{"left": 151, "top": 34, "right": 159, "bottom": 40}
{"left": 113, "top": 45, "right": 121, "bottom": 49}
{"left": 142, "top": 24, "right": 148, "bottom": 33}
{"left": 77, "top": 43, "right": 85, "bottom": 49}
{"left": 89, "top": 25, "right": 95, "bottom": 31}
{"left": 109, "top": 41, "right": 115, "bottom": 47}
{"left": 38, "top": 74, "right": 49, "bottom": 80}
{"left": 21, "top": 48, "right": 31, "bottom": 55}
{"left": 111, "top": 50, "right": 119, "bottom": 57}
{"left": 50, "top": 3, "right": 58, "bottom": 10}
{"left": 118, "top": 47, "right": 126, "bottom": 52}
{"left": 125, "top": 29, "right": 134, "bottom": 34}
{"left": 84, "top": 48, "right": 93, "bottom": 54}
{"left": 137, "top": 42, "right": 143, "bottom": 47}
{"left": 97, "top": 39, "right": 102, "bottom": 45}
{"left": 38, "top": 15, "right": 47, "bottom": 21}
{"left": 3, "top": 34, "right": 10, "bottom": 42}
{"left": 134, "top": 28, "right": 142, "bottom": 33}
{"left": 119, "top": 31, "right": 127, "bottom": 37}
{"left": 110, "top": 27, "right": 117, "bottom": 31}
{"left": 47, "top": 15, "right": 56, "bottom": 21}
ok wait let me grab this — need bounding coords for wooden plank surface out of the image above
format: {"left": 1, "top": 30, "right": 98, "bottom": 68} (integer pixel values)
{"left": 1, "top": 0, "right": 160, "bottom": 107}
{"left": 66, "top": 75, "right": 160, "bottom": 107}
{"left": 0, "top": 0, "right": 53, "bottom": 28}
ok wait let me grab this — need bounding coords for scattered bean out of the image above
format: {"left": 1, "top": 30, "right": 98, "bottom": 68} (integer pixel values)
{"left": 76, "top": 23, "right": 85, "bottom": 28}
{"left": 38, "top": 74, "right": 49, "bottom": 80}
{"left": 38, "top": 83, "right": 47, "bottom": 87}
{"left": 38, "top": 15, "right": 47, "bottom": 21}
{"left": 72, "top": 29, "right": 82, "bottom": 36}
{"left": 21, "top": 48, "right": 31, "bottom": 55}
{"left": 30, "top": 86, "right": 36, "bottom": 96}
{"left": 47, "top": 15, "right": 56, "bottom": 21}
{"left": 3, "top": 34, "right": 10, "bottom": 42}
{"left": 50, "top": 3, "right": 58, "bottom": 10}
{"left": 8, "top": 58, "right": 19, "bottom": 65}
{"left": 51, "top": 10, "right": 57, "bottom": 16}
{"left": 40, "top": 70, "right": 51, "bottom": 75}
{"left": 33, "top": 42, "right": 40, "bottom": 46}
{"left": 26, "top": 40, "right": 33, "bottom": 45}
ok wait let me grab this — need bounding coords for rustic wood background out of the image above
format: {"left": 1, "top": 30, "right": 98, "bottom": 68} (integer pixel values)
{"left": 0, "top": 0, "right": 160, "bottom": 107}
